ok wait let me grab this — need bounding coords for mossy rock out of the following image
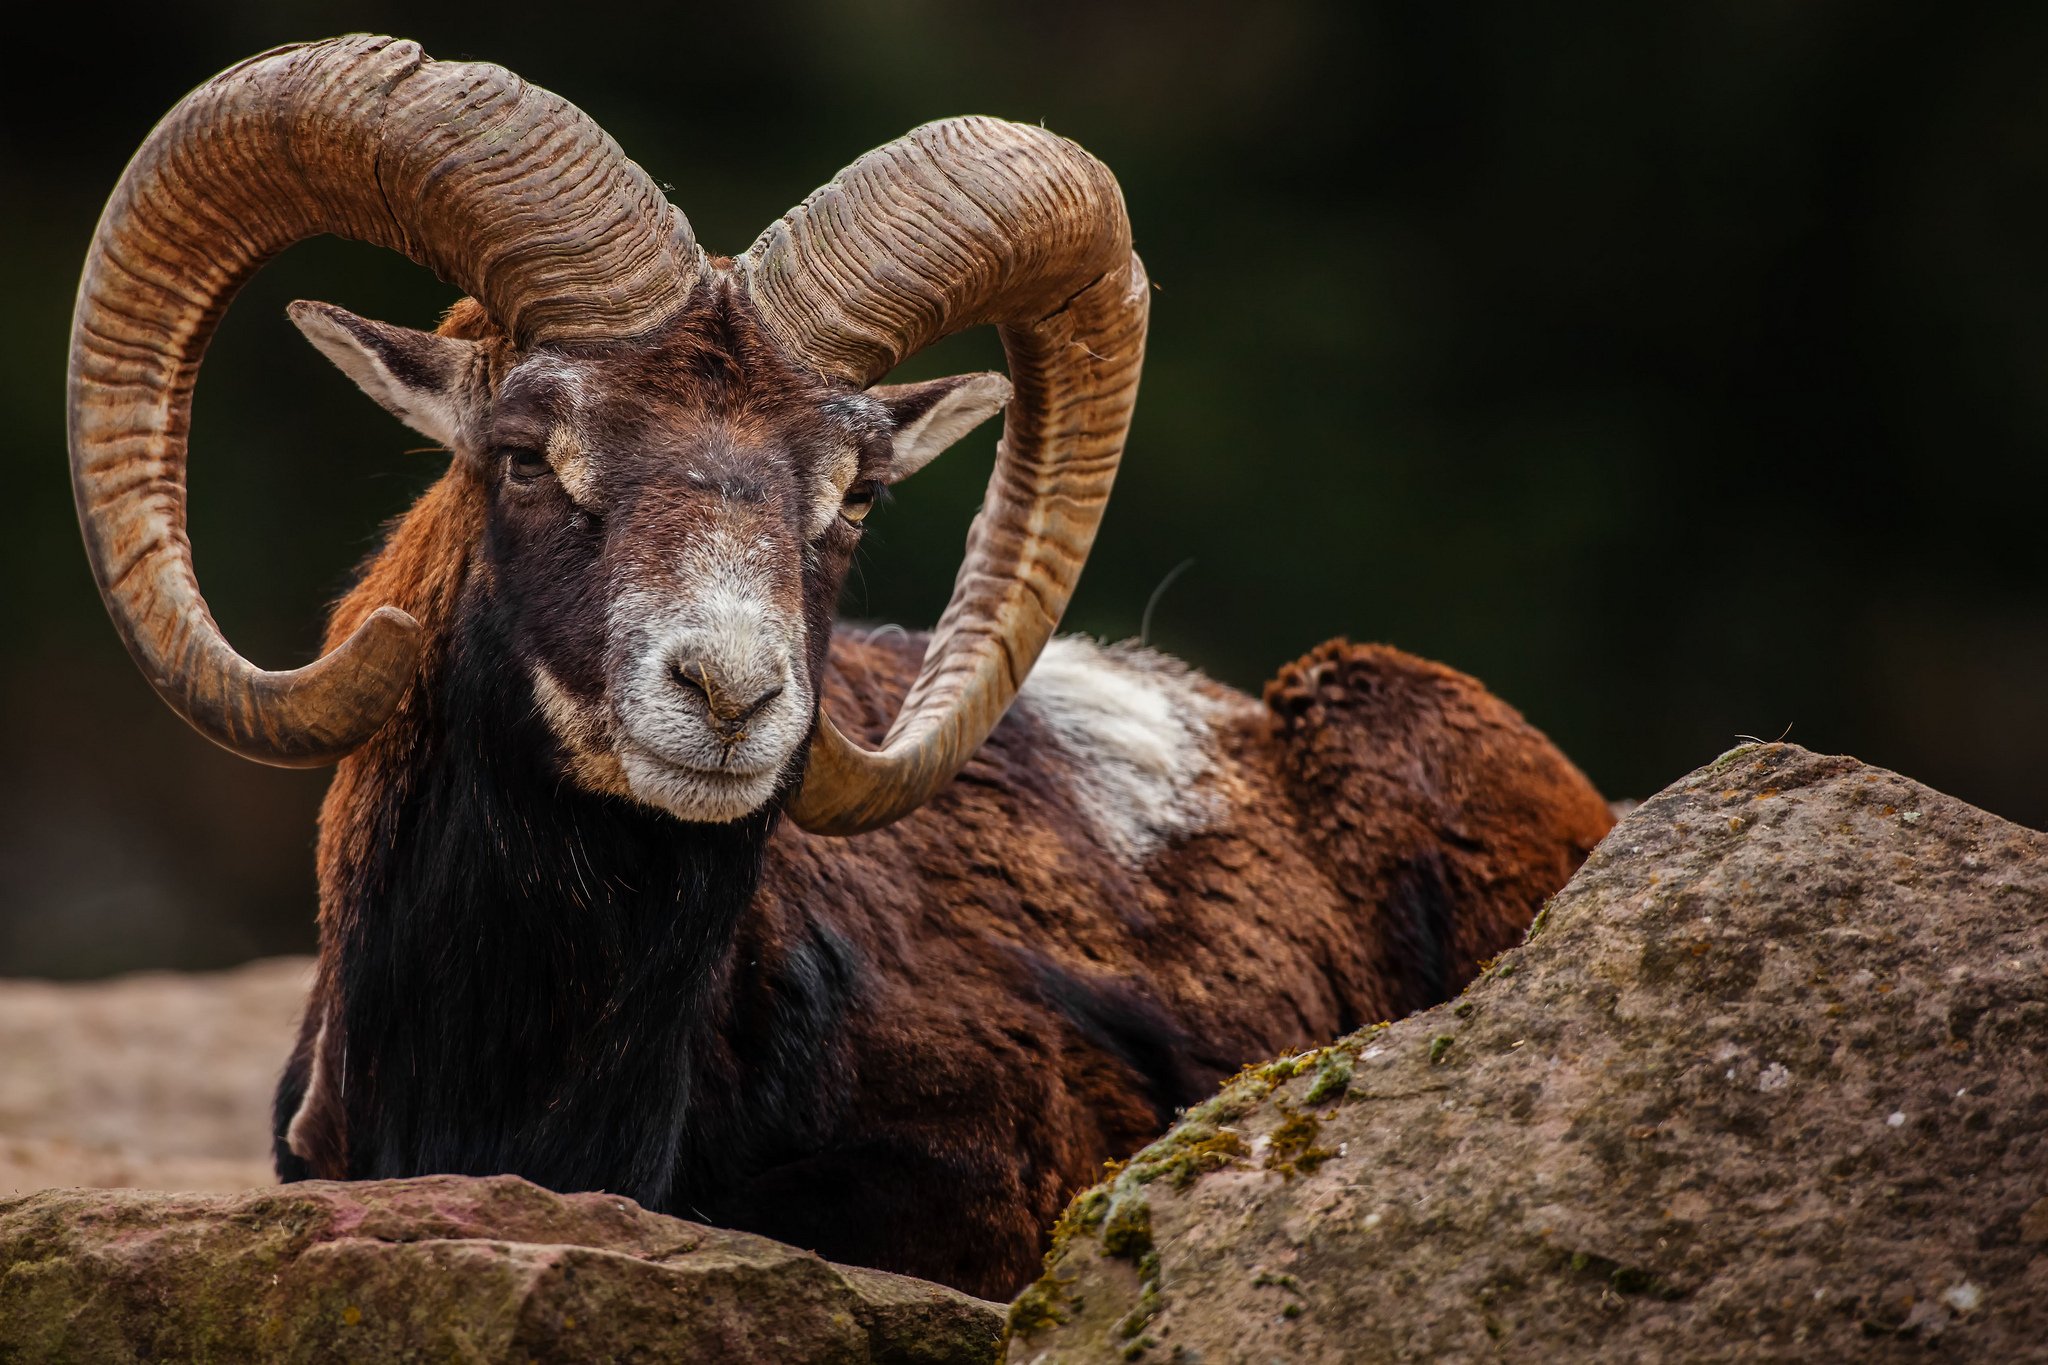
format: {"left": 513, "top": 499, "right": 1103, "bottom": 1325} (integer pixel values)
{"left": 1007, "top": 746, "right": 2048, "bottom": 1362}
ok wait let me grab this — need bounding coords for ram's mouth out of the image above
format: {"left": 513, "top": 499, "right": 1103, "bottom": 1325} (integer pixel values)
{"left": 674, "top": 760, "right": 783, "bottom": 787}
{"left": 617, "top": 734, "right": 780, "bottom": 780}
{"left": 615, "top": 738, "right": 787, "bottom": 823}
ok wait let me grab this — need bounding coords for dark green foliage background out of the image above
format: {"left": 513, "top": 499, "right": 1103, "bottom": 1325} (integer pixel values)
{"left": 4, "top": 0, "right": 2043, "bottom": 975}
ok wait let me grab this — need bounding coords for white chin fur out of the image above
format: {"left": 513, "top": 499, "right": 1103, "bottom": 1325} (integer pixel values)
{"left": 603, "top": 522, "right": 813, "bottom": 824}
{"left": 618, "top": 742, "right": 786, "bottom": 824}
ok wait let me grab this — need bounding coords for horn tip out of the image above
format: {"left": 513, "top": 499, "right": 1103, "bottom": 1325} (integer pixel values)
{"left": 353, "top": 605, "right": 425, "bottom": 671}
{"left": 321, "top": 603, "right": 425, "bottom": 728}
{"left": 247, "top": 604, "right": 422, "bottom": 768}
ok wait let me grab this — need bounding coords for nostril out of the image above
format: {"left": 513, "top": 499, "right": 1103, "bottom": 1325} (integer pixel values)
{"left": 733, "top": 684, "right": 784, "bottom": 725}
{"left": 670, "top": 659, "right": 782, "bottom": 738}
{"left": 672, "top": 660, "right": 713, "bottom": 703}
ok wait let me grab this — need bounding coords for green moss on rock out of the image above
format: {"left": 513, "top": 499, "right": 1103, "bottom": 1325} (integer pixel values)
{"left": 1101, "top": 1195, "right": 1155, "bottom": 1261}
{"left": 1006, "top": 1273, "right": 1072, "bottom": 1339}
{"left": 1129, "top": 1123, "right": 1252, "bottom": 1189}
{"left": 1304, "top": 1053, "right": 1353, "bottom": 1105}
{"left": 1265, "top": 1108, "right": 1336, "bottom": 1177}
{"left": 1052, "top": 1187, "right": 1111, "bottom": 1242}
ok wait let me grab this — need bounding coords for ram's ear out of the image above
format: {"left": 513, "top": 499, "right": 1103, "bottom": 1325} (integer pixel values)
{"left": 869, "top": 372, "right": 1013, "bottom": 484}
{"left": 287, "top": 300, "right": 485, "bottom": 451}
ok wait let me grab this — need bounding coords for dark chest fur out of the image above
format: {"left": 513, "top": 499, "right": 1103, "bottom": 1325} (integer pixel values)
{"left": 324, "top": 609, "right": 855, "bottom": 1217}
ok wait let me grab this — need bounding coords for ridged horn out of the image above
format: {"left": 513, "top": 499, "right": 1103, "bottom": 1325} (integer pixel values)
{"left": 747, "top": 117, "right": 1149, "bottom": 836}
{"left": 68, "top": 35, "right": 699, "bottom": 765}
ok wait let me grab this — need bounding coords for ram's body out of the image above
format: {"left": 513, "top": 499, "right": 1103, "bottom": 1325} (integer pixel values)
{"left": 71, "top": 37, "right": 1613, "bottom": 1302}
{"left": 278, "top": 456, "right": 1608, "bottom": 1295}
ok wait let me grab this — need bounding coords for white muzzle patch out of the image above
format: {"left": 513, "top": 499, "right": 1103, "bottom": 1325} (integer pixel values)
{"left": 608, "top": 525, "right": 812, "bottom": 823}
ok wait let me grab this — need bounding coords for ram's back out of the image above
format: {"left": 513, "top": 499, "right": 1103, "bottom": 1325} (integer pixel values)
{"left": 735, "top": 629, "right": 1611, "bottom": 1290}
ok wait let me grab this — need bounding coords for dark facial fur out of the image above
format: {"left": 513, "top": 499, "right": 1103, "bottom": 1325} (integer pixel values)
{"left": 292, "top": 284, "right": 1006, "bottom": 826}
{"left": 483, "top": 293, "right": 869, "bottom": 821}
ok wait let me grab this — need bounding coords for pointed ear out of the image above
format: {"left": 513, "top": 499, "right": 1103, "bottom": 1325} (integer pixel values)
{"left": 287, "top": 300, "right": 485, "bottom": 450}
{"left": 869, "top": 372, "right": 1013, "bottom": 484}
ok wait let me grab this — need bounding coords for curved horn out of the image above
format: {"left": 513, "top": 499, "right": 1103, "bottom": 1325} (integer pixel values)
{"left": 69, "top": 35, "right": 698, "bottom": 765}
{"left": 746, "top": 117, "right": 1149, "bottom": 836}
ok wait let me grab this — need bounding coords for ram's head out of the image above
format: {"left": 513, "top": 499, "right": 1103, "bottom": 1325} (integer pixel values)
{"left": 287, "top": 289, "right": 1015, "bottom": 825}
{"left": 68, "top": 36, "right": 1147, "bottom": 834}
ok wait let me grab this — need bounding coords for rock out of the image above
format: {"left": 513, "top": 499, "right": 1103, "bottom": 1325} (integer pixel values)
{"left": 0, "top": 965, "right": 1003, "bottom": 1358}
{"left": 0, "top": 956, "right": 308, "bottom": 1194}
{"left": 1007, "top": 745, "right": 2048, "bottom": 1362}
{"left": 0, "top": 1175, "right": 1003, "bottom": 1363}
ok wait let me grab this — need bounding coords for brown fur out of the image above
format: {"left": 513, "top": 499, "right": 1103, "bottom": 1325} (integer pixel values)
{"left": 286, "top": 467, "right": 486, "bottom": 1178}
{"left": 705, "top": 632, "right": 1613, "bottom": 1283}
{"left": 279, "top": 299, "right": 1613, "bottom": 1297}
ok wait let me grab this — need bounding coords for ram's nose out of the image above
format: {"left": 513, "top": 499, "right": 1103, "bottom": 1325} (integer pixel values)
{"left": 670, "top": 659, "right": 787, "bottom": 741}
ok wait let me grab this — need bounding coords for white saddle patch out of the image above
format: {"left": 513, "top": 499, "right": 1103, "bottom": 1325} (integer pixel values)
{"left": 1015, "top": 636, "right": 1230, "bottom": 863}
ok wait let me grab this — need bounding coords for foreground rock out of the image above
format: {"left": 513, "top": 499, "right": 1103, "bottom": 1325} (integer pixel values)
{"left": 1, "top": 1175, "right": 1002, "bottom": 1362}
{"left": 1009, "top": 745, "right": 2048, "bottom": 1362}
{"left": 0, "top": 956, "right": 307, "bottom": 1194}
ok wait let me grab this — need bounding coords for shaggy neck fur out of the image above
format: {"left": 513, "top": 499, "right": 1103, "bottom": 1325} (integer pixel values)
{"left": 335, "top": 586, "right": 782, "bottom": 1206}
{"left": 293, "top": 466, "right": 851, "bottom": 1212}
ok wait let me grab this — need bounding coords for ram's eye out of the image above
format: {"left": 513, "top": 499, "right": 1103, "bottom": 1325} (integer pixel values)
{"left": 840, "top": 482, "right": 880, "bottom": 525}
{"left": 502, "top": 447, "right": 551, "bottom": 483}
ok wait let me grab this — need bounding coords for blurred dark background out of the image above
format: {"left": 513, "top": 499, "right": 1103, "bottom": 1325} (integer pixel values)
{"left": 4, "top": 1, "right": 2044, "bottom": 978}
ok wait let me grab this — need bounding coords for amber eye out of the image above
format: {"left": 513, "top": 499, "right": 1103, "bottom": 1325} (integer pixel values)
{"left": 502, "top": 447, "right": 550, "bottom": 483}
{"left": 841, "top": 482, "right": 880, "bottom": 524}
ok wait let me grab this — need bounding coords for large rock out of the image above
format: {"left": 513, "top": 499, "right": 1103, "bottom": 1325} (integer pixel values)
{"left": 1, "top": 1175, "right": 1002, "bottom": 1362}
{"left": 0, "top": 956, "right": 307, "bottom": 1194}
{"left": 1007, "top": 745, "right": 2048, "bottom": 1362}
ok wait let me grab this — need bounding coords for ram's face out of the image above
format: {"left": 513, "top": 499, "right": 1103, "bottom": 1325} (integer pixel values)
{"left": 486, "top": 308, "right": 888, "bottom": 823}
{"left": 291, "top": 291, "right": 1009, "bottom": 823}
